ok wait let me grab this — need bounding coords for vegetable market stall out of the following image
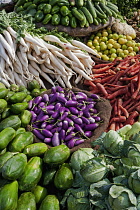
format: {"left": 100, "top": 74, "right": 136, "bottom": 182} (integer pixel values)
{"left": 0, "top": 0, "right": 140, "bottom": 209}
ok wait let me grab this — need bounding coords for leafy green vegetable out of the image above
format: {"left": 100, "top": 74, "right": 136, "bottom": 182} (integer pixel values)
{"left": 60, "top": 186, "right": 91, "bottom": 210}
{"left": 108, "top": 185, "right": 137, "bottom": 209}
{"left": 128, "top": 169, "right": 140, "bottom": 194}
{"left": 102, "top": 130, "right": 124, "bottom": 157}
{"left": 80, "top": 158, "right": 109, "bottom": 183}
{"left": 89, "top": 179, "right": 112, "bottom": 209}
{"left": 70, "top": 148, "right": 95, "bottom": 171}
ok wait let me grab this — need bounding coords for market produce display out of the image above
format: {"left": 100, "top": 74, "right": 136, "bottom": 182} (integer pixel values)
{"left": 14, "top": 0, "right": 120, "bottom": 27}
{"left": 0, "top": 11, "right": 100, "bottom": 89}
{"left": 87, "top": 27, "right": 140, "bottom": 61}
{"left": 0, "top": 0, "right": 140, "bottom": 208}
{"left": 84, "top": 54, "right": 140, "bottom": 130}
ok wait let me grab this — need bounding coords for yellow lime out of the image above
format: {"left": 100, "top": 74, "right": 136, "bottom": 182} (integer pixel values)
{"left": 110, "top": 48, "right": 117, "bottom": 54}
{"left": 123, "top": 50, "right": 129, "bottom": 55}
{"left": 95, "top": 45, "right": 100, "bottom": 51}
{"left": 107, "top": 43, "right": 113, "bottom": 49}
{"left": 87, "top": 41, "right": 93, "bottom": 47}
{"left": 133, "top": 46, "right": 139, "bottom": 52}
{"left": 96, "top": 32, "right": 102, "bottom": 37}
{"left": 108, "top": 39, "right": 116, "bottom": 45}
{"left": 101, "top": 55, "right": 109, "bottom": 61}
{"left": 118, "top": 38, "right": 127, "bottom": 45}
{"left": 118, "top": 52, "right": 125, "bottom": 58}
{"left": 109, "top": 57, "right": 115, "bottom": 62}
{"left": 117, "top": 49, "right": 123, "bottom": 54}
{"left": 104, "top": 49, "right": 109, "bottom": 55}
{"left": 126, "top": 35, "right": 133, "bottom": 41}
{"left": 111, "top": 53, "right": 117, "bottom": 58}
{"left": 129, "top": 52, "right": 135, "bottom": 56}
{"left": 113, "top": 43, "right": 121, "bottom": 49}
{"left": 102, "top": 31, "right": 108, "bottom": 37}
{"left": 128, "top": 46, "right": 133, "bottom": 52}
{"left": 122, "top": 45, "right": 127, "bottom": 50}
{"left": 112, "top": 33, "right": 119, "bottom": 40}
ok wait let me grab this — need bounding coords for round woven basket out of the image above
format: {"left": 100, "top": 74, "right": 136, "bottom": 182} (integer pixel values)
{"left": 29, "top": 87, "right": 112, "bottom": 153}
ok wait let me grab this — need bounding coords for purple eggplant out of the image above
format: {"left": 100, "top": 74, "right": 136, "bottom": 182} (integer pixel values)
{"left": 41, "top": 129, "right": 53, "bottom": 137}
{"left": 57, "top": 95, "right": 67, "bottom": 104}
{"left": 28, "top": 100, "right": 33, "bottom": 109}
{"left": 49, "top": 92, "right": 60, "bottom": 103}
{"left": 51, "top": 127, "right": 57, "bottom": 134}
{"left": 45, "top": 124, "right": 54, "bottom": 130}
{"left": 74, "top": 124, "right": 84, "bottom": 135}
{"left": 89, "top": 108, "right": 98, "bottom": 114}
{"left": 33, "top": 129, "right": 45, "bottom": 140}
{"left": 55, "top": 103, "right": 62, "bottom": 111}
{"left": 30, "top": 111, "right": 37, "bottom": 123}
{"left": 66, "top": 138, "right": 75, "bottom": 148}
{"left": 59, "top": 107, "right": 66, "bottom": 115}
{"left": 86, "top": 103, "right": 95, "bottom": 109}
{"left": 65, "top": 100, "right": 78, "bottom": 107}
{"left": 74, "top": 139, "right": 84, "bottom": 146}
{"left": 59, "top": 112, "right": 69, "bottom": 121}
{"left": 66, "top": 126, "right": 74, "bottom": 134}
{"left": 93, "top": 116, "right": 101, "bottom": 122}
{"left": 84, "top": 123, "right": 99, "bottom": 131}
{"left": 75, "top": 92, "right": 88, "bottom": 100}
{"left": 57, "top": 121, "right": 63, "bottom": 127}
{"left": 42, "top": 94, "right": 49, "bottom": 103}
{"left": 90, "top": 94, "right": 100, "bottom": 100}
{"left": 41, "top": 121, "right": 47, "bottom": 129}
{"left": 78, "top": 111, "right": 83, "bottom": 117}
{"left": 56, "top": 86, "right": 64, "bottom": 93}
{"left": 81, "top": 116, "right": 90, "bottom": 124}
{"left": 46, "top": 105, "right": 55, "bottom": 110}
{"left": 88, "top": 117, "right": 95, "bottom": 124}
{"left": 44, "top": 138, "right": 52, "bottom": 143}
{"left": 69, "top": 107, "right": 79, "bottom": 115}
{"left": 83, "top": 109, "right": 91, "bottom": 118}
{"left": 52, "top": 132, "right": 60, "bottom": 146}
{"left": 65, "top": 132, "right": 75, "bottom": 142}
{"left": 59, "top": 129, "right": 66, "bottom": 141}
{"left": 40, "top": 115, "right": 49, "bottom": 122}
{"left": 70, "top": 115, "right": 83, "bottom": 125}
{"left": 52, "top": 111, "right": 60, "bottom": 119}
{"left": 47, "top": 110, "right": 55, "bottom": 115}
{"left": 51, "top": 86, "right": 57, "bottom": 94}
{"left": 38, "top": 102, "right": 46, "bottom": 108}
{"left": 71, "top": 96, "right": 77, "bottom": 101}
{"left": 65, "top": 117, "right": 74, "bottom": 126}
{"left": 78, "top": 104, "right": 86, "bottom": 110}
{"left": 84, "top": 131, "right": 92, "bottom": 138}
{"left": 36, "top": 110, "right": 45, "bottom": 122}
{"left": 33, "top": 96, "right": 42, "bottom": 105}
{"left": 62, "top": 120, "right": 69, "bottom": 130}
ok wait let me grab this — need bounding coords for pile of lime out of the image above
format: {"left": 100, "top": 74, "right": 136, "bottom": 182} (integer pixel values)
{"left": 87, "top": 27, "right": 140, "bottom": 61}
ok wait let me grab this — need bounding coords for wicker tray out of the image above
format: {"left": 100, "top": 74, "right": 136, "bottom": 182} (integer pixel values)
{"left": 30, "top": 87, "right": 112, "bottom": 153}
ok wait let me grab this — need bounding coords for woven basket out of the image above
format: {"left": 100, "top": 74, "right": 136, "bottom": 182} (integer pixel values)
{"left": 30, "top": 87, "right": 112, "bottom": 153}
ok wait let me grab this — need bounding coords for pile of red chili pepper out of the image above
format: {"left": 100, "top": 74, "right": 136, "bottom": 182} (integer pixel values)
{"left": 84, "top": 54, "right": 140, "bottom": 131}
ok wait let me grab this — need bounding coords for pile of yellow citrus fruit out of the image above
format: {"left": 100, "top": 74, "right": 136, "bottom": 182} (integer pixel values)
{"left": 87, "top": 27, "right": 140, "bottom": 61}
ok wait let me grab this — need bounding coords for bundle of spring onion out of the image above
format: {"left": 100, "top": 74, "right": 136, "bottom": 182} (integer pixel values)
{"left": 0, "top": 10, "right": 100, "bottom": 88}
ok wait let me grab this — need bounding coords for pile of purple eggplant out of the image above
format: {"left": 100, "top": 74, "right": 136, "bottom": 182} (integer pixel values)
{"left": 28, "top": 86, "right": 102, "bottom": 149}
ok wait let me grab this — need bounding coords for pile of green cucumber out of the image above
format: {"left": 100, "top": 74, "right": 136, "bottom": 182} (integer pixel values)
{"left": 14, "top": 0, "right": 120, "bottom": 28}
{"left": 0, "top": 80, "right": 73, "bottom": 209}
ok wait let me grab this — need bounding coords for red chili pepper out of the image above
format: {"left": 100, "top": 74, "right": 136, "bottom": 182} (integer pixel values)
{"left": 107, "top": 87, "right": 128, "bottom": 100}
{"left": 96, "top": 83, "right": 108, "bottom": 97}
{"left": 124, "top": 111, "right": 139, "bottom": 125}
